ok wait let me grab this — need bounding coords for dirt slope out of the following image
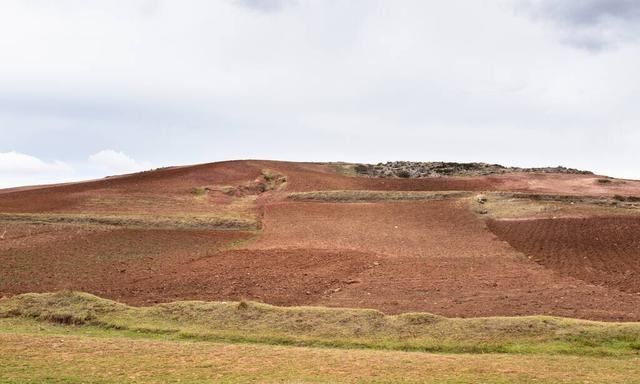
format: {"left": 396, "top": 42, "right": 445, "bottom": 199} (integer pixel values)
{"left": 3, "top": 160, "right": 640, "bottom": 213}
{"left": 487, "top": 217, "right": 640, "bottom": 293}
{"left": 1, "top": 160, "right": 640, "bottom": 320}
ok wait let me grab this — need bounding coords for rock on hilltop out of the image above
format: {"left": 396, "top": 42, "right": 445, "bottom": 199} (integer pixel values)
{"left": 354, "top": 162, "right": 592, "bottom": 178}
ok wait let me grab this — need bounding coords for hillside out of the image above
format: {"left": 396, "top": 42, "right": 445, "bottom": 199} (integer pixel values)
{"left": 2, "top": 160, "right": 640, "bottom": 320}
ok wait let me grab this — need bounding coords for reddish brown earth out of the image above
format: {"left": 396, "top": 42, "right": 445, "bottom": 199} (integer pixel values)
{"left": 249, "top": 200, "right": 640, "bottom": 320}
{"left": 134, "top": 249, "right": 381, "bottom": 306}
{"left": 0, "top": 225, "right": 253, "bottom": 302}
{"left": 252, "top": 200, "right": 508, "bottom": 258}
{"left": 487, "top": 217, "right": 640, "bottom": 294}
{"left": 1, "top": 160, "right": 640, "bottom": 321}
{"left": 0, "top": 161, "right": 265, "bottom": 214}
{"left": 2, "top": 160, "right": 640, "bottom": 214}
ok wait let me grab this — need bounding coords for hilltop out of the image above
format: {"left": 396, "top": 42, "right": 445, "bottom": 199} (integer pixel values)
{"left": 353, "top": 161, "right": 592, "bottom": 178}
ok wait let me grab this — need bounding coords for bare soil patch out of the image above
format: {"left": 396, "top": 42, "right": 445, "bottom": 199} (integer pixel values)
{"left": 0, "top": 161, "right": 265, "bottom": 214}
{"left": 487, "top": 217, "right": 640, "bottom": 293}
{"left": 134, "top": 248, "right": 380, "bottom": 306}
{"left": 0, "top": 224, "right": 378, "bottom": 307}
{"left": 248, "top": 200, "right": 640, "bottom": 320}
{"left": 0, "top": 226, "right": 253, "bottom": 302}
{"left": 319, "top": 254, "right": 640, "bottom": 320}
{"left": 250, "top": 200, "right": 506, "bottom": 258}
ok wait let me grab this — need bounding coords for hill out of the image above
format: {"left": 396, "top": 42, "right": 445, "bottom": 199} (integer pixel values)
{"left": 2, "top": 160, "right": 640, "bottom": 320}
{"left": 2, "top": 159, "right": 640, "bottom": 382}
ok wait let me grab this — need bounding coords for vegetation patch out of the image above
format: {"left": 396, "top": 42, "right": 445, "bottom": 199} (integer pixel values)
{"left": 472, "top": 192, "right": 640, "bottom": 219}
{"left": 0, "top": 212, "right": 259, "bottom": 231}
{"left": 190, "top": 186, "right": 208, "bottom": 196}
{"left": 324, "top": 162, "right": 359, "bottom": 177}
{"left": 613, "top": 195, "right": 640, "bottom": 203}
{"left": 2, "top": 292, "right": 640, "bottom": 357}
{"left": 288, "top": 190, "right": 472, "bottom": 202}
{"left": 203, "top": 170, "right": 287, "bottom": 197}
{"left": 260, "top": 169, "right": 287, "bottom": 191}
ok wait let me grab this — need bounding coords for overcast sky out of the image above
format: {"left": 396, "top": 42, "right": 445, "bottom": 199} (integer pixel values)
{"left": 1, "top": 0, "right": 639, "bottom": 187}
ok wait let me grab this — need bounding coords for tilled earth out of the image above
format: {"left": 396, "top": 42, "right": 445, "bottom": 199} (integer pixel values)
{"left": 0, "top": 225, "right": 254, "bottom": 301}
{"left": 487, "top": 217, "right": 640, "bottom": 294}
{"left": 1, "top": 160, "right": 640, "bottom": 321}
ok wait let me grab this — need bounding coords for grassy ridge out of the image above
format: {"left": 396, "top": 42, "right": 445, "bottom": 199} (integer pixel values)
{"left": 2, "top": 292, "right": 640, "bottom": 356}
{"left": 288, "top": 190, "right": 473, "bottom": 202}
{"left": 0, "top": 212, "right": 259, "bottom": 230}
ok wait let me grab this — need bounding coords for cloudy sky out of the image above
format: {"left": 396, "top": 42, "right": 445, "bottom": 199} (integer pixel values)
{"left": 1, "top": 0, "right": 639, "bottom": 187}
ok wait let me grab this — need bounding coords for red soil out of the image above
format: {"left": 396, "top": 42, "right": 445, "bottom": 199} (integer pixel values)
{"left": 254, "top": 160, "right": 640, "bottom": 196}
{"left": 131, "top": 248, "right": 381, "bottom": 306}
{"left": 0, "top": 224, "right": 378, "bottom": 307}
{"left": 2, "top": 160, "right": 640, "bottom": 321}
{"left": 249, "top": 200, "right": 640, "bottom": 320}
{"left": 487, "top": 217, "right": 640, "bottom": 294}
{"left": 251, "top": 200, "right": 510, "bottom": 259}
{"left": 3, "top": 160, "right": 639, "bottom": 214}
{"left": 0, "top": 226, "right": 253, "bottom": 302}
{"left": 0, "top": 161, "right": 264, "bottom": 214}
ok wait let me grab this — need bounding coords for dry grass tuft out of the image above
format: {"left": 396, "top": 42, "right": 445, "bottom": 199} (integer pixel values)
{"left": 0, "top": 212, "right": 259, "bottom": 231}
{"left": 288, "top": 190, "right": 472, "bottom": 202}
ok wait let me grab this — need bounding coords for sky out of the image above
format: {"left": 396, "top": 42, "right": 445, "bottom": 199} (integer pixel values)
{"left": 1, "top": 0, "right": 639, "bottom": 187}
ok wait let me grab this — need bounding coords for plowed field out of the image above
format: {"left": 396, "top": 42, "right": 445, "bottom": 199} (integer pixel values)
{"left": 488, "top": 217, "right": 640, "bottom": 293}
{"left": 2, "top": 160, "right": 640, "bottom": 321}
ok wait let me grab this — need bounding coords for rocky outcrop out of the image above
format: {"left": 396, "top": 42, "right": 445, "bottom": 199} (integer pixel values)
{"left": 354, "top": 162, "right": 592, "bottom": 178}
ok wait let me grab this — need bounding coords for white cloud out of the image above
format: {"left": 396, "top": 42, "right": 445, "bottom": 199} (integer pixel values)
{"left": 88, "top": 149, "right": 152, "bottom": 174}
{"left": 0, "top": 151, "right": 70, "bottom": 173}
{"left": 0, "top": 151, "right": 74, "bottom": 188}
{"left": 0, "top": 150, "right": 152, "bottom": 188}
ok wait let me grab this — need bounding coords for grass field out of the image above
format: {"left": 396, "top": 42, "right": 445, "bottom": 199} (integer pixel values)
{"left": 1, "top": 292, "right": 640, "bottom": 383}
{"left": 2, "top": 330, "right": 639, "bottom": 384}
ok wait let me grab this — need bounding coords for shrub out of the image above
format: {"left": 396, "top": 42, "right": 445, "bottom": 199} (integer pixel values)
{"left": 354, "top": 164, "right": 370, "bottom": 174}
{"left": 191, "top": 187, "right": 207, "bottom": 196}
{"left": 261, "top": 169, "right": 275, "bottom": 182}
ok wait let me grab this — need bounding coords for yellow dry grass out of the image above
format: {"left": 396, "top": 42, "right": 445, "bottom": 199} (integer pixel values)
{"left": 0, "top": 211, "right": 258, "bottom": 230}
{"left": 1, "top": 332, "right": 639, "bottom": 383}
